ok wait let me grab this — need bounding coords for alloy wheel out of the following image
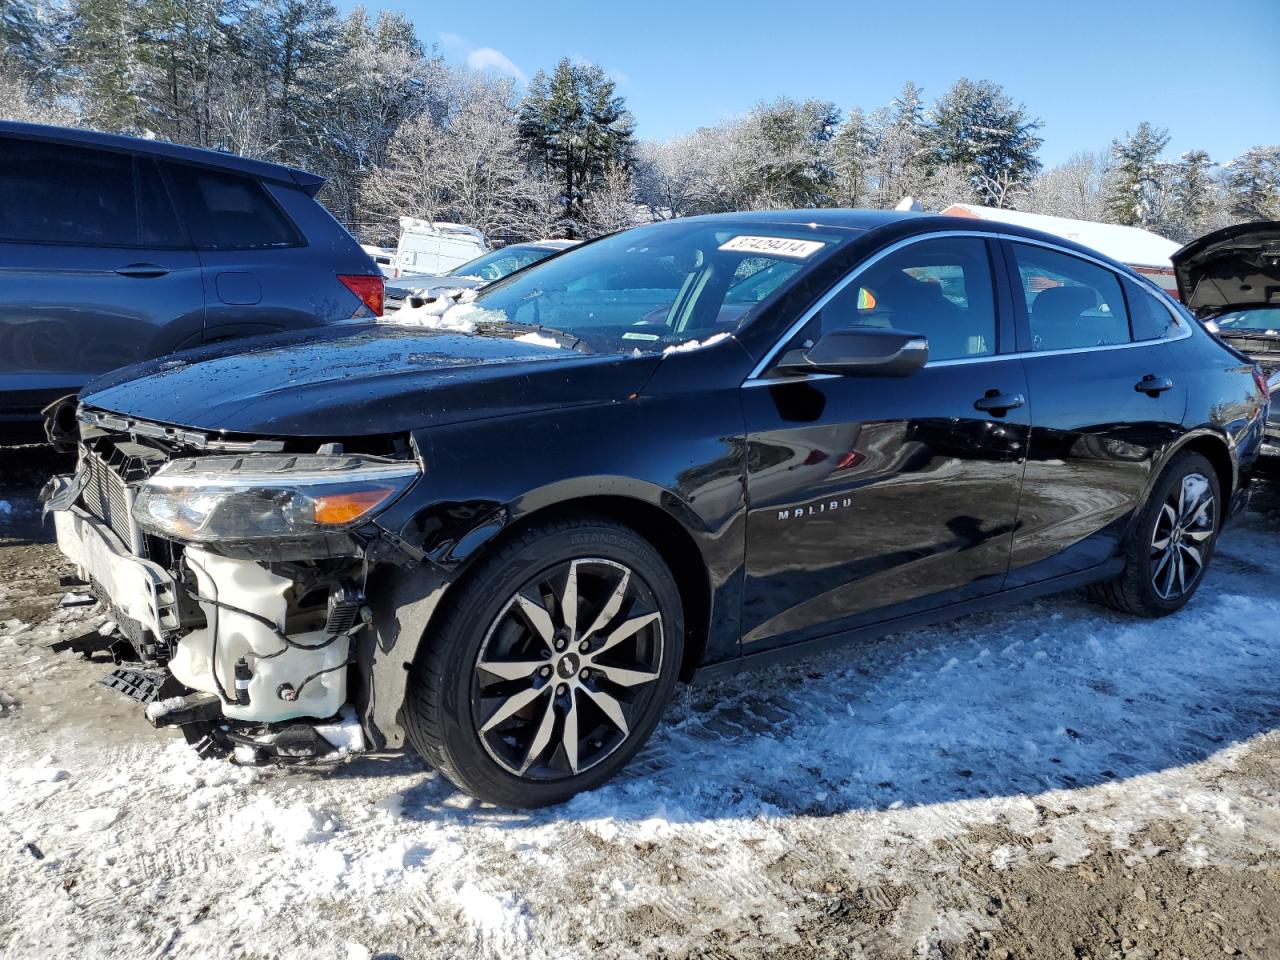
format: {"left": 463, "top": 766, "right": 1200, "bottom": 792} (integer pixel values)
{"left": 1150, "top": 472, "right": 1215, "bottom": 601}
{"left": 472, "top": 558, "right": 665, "bottom": 780}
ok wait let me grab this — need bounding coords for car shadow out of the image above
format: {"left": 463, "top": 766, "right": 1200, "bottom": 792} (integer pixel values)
{"left": 356, "top": 474, "right": 1280, "bottom": 827}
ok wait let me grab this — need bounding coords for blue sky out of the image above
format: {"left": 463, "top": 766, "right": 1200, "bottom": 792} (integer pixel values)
{"left": 344, "top": 0, "right": 1279, "bottom": 166}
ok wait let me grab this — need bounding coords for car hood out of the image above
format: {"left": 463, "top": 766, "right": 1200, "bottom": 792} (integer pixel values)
{"left": 1172, "top": 221, "right": 1280, "bottom": 317}
{"left": 80, "top": 322, "right": 662, "bottom": 437}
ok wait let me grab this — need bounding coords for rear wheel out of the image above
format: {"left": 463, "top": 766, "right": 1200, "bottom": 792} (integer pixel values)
{"left": 403, "top": 517, "right": 684, "bottom": 807}
{"left": 1088, "top": 450, "right": 1221, "bottom": 617}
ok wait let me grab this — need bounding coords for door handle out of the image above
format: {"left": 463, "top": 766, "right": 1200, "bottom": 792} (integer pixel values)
{"left": 973, "top": 391, "right": 1025, "bottom": 415}
{"left": 1134, "top": 375, "right": 1173, "bottom": 396}
{"left": 115, "top": 263, "right": 170, "bottom": 278}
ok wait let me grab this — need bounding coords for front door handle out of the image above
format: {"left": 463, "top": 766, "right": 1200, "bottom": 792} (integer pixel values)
{"left": 973, "top": 391, "right": 1025, "bottom": 415}
{"left": 115, "top": 263, "right": 170, "bottom": 279}
{"left": 1135, "top": 375, "right": 1174, "bottom": 396}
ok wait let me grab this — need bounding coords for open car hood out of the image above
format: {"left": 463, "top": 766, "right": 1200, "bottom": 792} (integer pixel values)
{"left": 1172, "top": 221, "right": 1280, "bottom": 318}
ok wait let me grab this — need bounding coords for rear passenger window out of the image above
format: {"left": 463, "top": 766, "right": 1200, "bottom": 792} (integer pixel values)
{"left": 163, "top": 163, "right": 301, "bottom": 250}
{"left": 1125, "top": 280, "right": 1183, "bottom": 341}
{"left": 1011, "top": 244, "right": 1130, "bottom": 351}
{"left": 809, "top": 236, "right": 998, "bottom": 361}
{"left": 0, "top": 138, "right": 172, "bottom": 247}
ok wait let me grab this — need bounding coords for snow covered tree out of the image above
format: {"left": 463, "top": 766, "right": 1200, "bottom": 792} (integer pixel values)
{"left": 0, "top": 71, "right": 80, "bottom": 124}
{"left": 518, "top": 58, "right": 634, "bottom": 235}
{"left": 924, "top": 78, "right": 1042, "bottom": 208}
{"left": 743, "top": 97, "right": 840, "bottom": 208}
{"left": 1222, "top": 146, "right": 1280, "bottom": 221}
{"left": 2, "top": 0, "right": 61, "bottom": 88}
{"left": 1019, "top": 151, "right": 1112, "bottom": 221}
{"left": 362, "top": 74, "right": 558, "bottom": 243}
{"left": 579, "top": 163, "right": 638, "bottom": 237}
{"left": 1163, "top": 149, "right": 1229, "bottom": 242}
{"left": 1105, "top": 122, "right": 1172, "bottom": 227}
{"left": 64, "top": 0, "right": 148, "bottom": 130}
{"left": 830, "top": 107, "right": 874, "bottom": 207}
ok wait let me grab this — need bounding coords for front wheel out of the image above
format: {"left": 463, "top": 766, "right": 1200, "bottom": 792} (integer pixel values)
{"left": 403, "top": 517, "right": 684, "bottom": 807}
{"left": 1088, "top": 450, "right": 1221, "bottom": 617}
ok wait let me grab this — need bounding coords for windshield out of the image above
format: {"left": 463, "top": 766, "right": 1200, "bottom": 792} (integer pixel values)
{"left": 462, "top": 220, "right": 849, "bottom": 353}
{"left": 1216, "top": 308, "right": 1280, "bottom": 334}
{"left": 449, "top": 245, "right": 558, "bottom": 281}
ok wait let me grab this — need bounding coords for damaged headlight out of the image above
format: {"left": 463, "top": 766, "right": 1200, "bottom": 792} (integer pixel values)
{"left": 133, "top": 454, "right": 419, "bottom": 542}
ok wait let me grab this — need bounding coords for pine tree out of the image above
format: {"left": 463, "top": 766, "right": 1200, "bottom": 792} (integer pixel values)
{"left": 925, "top": 78, "right": 1042, "bottom": 208}
{"left": 830, "top": 107, "right": 873, "bottom": 207}
{"left": 1166, "top": 150, "right": 1220, "bottom": 241}
{"left": 1, "top": 0, "right": 60, "bottom": 87}
{"left": 747, "top": 97, "right": 840, "bottom": 208}
{"left": 1223, "top": 146, "right": 1280, "bottom": 221}
{"left": 64, "top": 0, "right": 147, "bottom": 130}
{"left": 1105, "top": 122, "right": 1172, "bottom": 227}
{"left": 518, "top": 58, "right": 634, "bottom": 234}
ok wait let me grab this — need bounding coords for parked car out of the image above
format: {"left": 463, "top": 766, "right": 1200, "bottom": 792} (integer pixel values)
{"left": 1172, "top": 221, "right": 1279, "bottom": 454}
{"left": 392, "top": 218, "right": 487, "bottom": 278}
{"left": 45, "top": 211, "right": 1267, "bottom": 807}
{"left": 384, "top": 239, "right": 579, "bottom": 312}
{"left": 361, "top": 244, "right": 396, "bottom": 278}
{"left": 0, "top": 121, "right": 383, "bottom": 441}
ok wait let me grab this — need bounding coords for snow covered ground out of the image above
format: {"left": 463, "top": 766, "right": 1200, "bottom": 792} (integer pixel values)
{"left": 2, "top": 463, "right": 1279, "bottom": 959}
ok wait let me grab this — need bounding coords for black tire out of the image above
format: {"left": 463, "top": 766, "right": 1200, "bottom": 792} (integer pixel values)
{"left": 1088, "top": 450, "right": 1221, "bottom": 617}
{"left": 403, "top": 516, "right": 684, "bottom": 807}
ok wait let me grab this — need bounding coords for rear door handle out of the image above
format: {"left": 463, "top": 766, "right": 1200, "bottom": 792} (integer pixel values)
{"left": 1135, "top": 375, "right": 1174, "bottom": 396}
{"left": 973, "top": 391, "right": 1025, "bottom": 415}
{"left": 115, "top": 263, "right": 170, "bottom": 279}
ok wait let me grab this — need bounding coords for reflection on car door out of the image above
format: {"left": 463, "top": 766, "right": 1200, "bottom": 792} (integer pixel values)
{"left": 0, "top": 138, "right": 203, "bottom": 427}
{"left": 740, "top": 235, "right": 1029, "bottom": 650}
{"left": 1000, "top": 241, "right": 1188, "bottom": 585}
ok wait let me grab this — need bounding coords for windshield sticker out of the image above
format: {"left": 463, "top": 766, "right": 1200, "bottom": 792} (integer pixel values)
{"left": 719, "top": 235, "right": 826, "bottom": 259}
{"left": 622, "top": 331, "right": 661, "bottom": 341}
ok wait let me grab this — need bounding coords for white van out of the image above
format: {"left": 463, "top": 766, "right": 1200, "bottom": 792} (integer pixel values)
{"left": 393, "top": 218, "right": 488, "bottom": 277}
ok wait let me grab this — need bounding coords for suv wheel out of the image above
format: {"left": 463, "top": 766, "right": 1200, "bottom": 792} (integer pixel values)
{"left": 1088, "top": 450, "right": 1220, "bottom": 617}
{"left": 404, "top": 517, "right": 684, "bottom": 807}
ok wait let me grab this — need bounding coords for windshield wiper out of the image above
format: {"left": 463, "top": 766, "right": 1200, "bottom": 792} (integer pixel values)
{"left": 476, "top": 320, "right": 593, "bottom": 354}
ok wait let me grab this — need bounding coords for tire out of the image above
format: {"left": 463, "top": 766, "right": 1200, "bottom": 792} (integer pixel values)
{"left": 1088, "top": 450, "right": 1221, "bottom": 617}
{"left": 403, "top": 516, "right": 684, "bottom": 807}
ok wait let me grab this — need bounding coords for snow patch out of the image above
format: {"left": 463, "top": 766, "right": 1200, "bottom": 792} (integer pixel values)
{"left": 662, "top": 331, "right": 730, "bottom": 355}
{"left": 513, "top": 332, "right": 563, "bottom": 349}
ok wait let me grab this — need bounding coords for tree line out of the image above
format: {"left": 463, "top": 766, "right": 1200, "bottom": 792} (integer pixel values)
{"left": 2, "top": 0, "right": 1277, "bottom": 245}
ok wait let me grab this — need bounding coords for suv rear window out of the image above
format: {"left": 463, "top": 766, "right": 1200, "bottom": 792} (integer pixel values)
{"left": 0, "top": 138, "right": 185, "bottom": 248}
{"left": 162, "top": 163, "right": 302, "bottom": 250}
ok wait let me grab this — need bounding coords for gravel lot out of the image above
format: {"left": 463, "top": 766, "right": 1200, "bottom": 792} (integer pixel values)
{"left": 2, "top": 447, "right": 1278, "bottom": 960}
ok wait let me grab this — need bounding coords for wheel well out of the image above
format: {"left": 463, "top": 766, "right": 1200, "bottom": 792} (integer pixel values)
{"left": 1176, "top": 434, "right": 1234, "bottom": 500}
{"left": 462, "top": 496, "right": 714, "bottom": 680}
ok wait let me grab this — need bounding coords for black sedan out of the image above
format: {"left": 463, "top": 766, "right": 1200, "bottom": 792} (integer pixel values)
{"left": 45, "top": 210, "right": 1267, "bottom": 807}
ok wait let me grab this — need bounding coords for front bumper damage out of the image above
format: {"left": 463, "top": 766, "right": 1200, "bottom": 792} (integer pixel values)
{"left": 44, "top": 442, "right": 392, "bottom": 766}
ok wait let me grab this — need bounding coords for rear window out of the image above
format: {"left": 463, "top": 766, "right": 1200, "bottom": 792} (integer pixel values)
{"left": 162, "top": 163, "right": 302, "bottom": 250}
{"left": 0, "top": 138, "right": 185, "bottom": 248}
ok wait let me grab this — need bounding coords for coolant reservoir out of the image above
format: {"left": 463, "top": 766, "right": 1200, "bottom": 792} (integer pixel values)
{"left": 171, "top": 548, "right": 350, "bottom": 723}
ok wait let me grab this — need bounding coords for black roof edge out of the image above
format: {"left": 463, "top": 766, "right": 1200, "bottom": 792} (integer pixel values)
{"left": 0, "top": 120, "right": 326, "bottom": 193}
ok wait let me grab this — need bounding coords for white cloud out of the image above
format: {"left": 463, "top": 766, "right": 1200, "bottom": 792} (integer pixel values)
{"left": 466, "top": 47, "right": 527, "bottom": 84}
{"left": 438, "top": 32, "right": 467, "bottom": 49}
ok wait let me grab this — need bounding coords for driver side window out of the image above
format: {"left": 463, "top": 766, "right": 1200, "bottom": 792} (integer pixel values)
{"left": 800, "top": 236, "right": 998, "bottom": 362}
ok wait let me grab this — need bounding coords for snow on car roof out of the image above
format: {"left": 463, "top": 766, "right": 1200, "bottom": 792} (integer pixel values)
{"left": 942, "top": 203, "right": 1180, "bottom": 269}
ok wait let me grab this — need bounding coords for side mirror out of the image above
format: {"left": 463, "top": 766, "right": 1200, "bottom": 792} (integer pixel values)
{"left": 777, "top": 327, "right": 929, "bottom": 378}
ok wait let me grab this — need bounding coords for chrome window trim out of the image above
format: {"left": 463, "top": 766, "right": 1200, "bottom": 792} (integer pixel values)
{"left": 743, "top": 229, "right": 1192, "bottom": 386}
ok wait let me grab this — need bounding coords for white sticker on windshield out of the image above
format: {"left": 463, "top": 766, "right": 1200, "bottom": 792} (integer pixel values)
{"left": 719, "top": 235, "right": 826, "bottom": 259}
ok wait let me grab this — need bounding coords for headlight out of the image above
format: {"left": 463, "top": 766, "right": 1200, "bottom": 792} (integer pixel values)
{"left": 134, "top": 454, "right": 419, "bottom": 542}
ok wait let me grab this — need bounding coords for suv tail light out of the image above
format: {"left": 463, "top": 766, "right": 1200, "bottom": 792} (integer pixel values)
{"left": 339, "top": 274, "right": 384, "bottom": 317}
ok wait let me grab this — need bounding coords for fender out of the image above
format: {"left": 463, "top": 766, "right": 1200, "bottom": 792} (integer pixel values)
{"left": 360, "top": 396, "right": 750, "bottom": 748}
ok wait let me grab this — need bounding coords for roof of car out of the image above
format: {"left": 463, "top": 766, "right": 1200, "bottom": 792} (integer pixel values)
{"left": 0, "top": 121, "right": 325, "bottom": 194}
{"left": 673, "top": 209, "right": 1142, "bottom": 278}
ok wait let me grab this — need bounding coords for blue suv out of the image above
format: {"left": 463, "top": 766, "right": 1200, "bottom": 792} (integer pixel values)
{"left": 0, "top": 122, "right": 384, "bottom": 440}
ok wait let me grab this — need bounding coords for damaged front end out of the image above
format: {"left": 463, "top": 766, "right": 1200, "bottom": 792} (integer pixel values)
{"left": 43, "top": 407, "right": 424, "bottom": 765}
